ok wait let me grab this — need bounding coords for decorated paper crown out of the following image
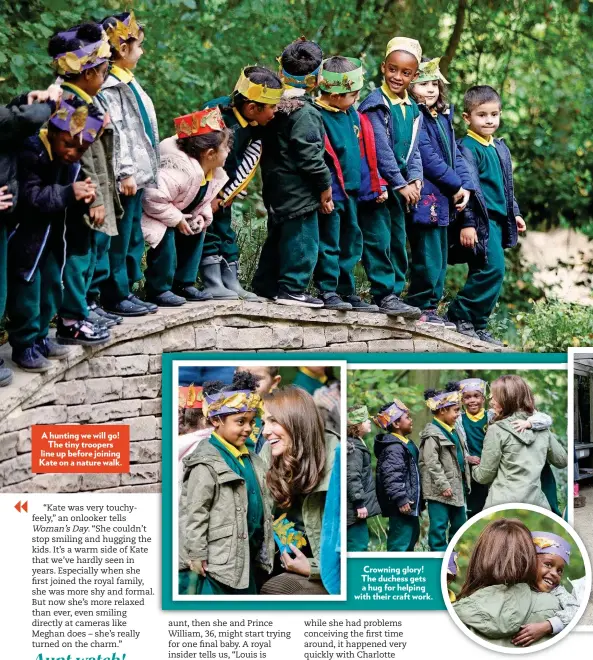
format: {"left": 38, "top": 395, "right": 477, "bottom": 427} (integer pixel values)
{"left": 425, "top": 390, "right": 461, "bottom": 412}
{"left": 373, "top": 398, "right": 410, "bottom": 430}
{"left": 105, "top": 11, "right": 141, "bottom": 48}
{"left": 49, "top": 100, "right": 103, "bottom": 143}
{"left": 415, "top": 57, "right": 449, "bottom": 85}
{"left": 458, "top": 378, "right": 487, "bottom": 396}
{"left": 447, "top": 551, "right": 459, "bottom": 577}
{"left": 318, "top": 58, "right": 364, "bottom": 94}
{"left": 234, "top": 69, "right": 284, "bottom": 105}
{"left": 348, "top": 405, "right": 369, "bottom": 426}
{"left": 532, "top": 532, "right": 571, "bottom": 565}
{"left": 273, "top": 513, "right": 307, "bottom": 554}
{"left": 52, "top": 30, "right": 111, "bottom": 76}
{"left": 385, "top": 36, "right": 422, "bottom": 64}
{"left": 201, "top": 389, "right": 262, "bottom": 419}
{"left": 174, "top": 107, "right": 226, "bottom": 139}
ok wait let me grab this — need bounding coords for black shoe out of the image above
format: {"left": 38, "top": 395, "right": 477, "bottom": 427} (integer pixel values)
{"left": 88, "top": 301, "right": 123, "bottom": 324}
{"left": 375, "top": 294, "right": 422, "bottom": 319}
{"left": 418, "top": 309, "right": 445, "bottom": 326}
{"left": 476, "top": 329, "right": 504, "bottom": 346}
{"left": 454, "top": 320, "right": 480, "bottom": 339}
{"left": 343, "top": 295, "right": 381, "bottom": 313}
{"left": 276, "top": 291, "right": 324, "bottom": 308}
{"left": 146, "top": 290, "right": 186, "bottom": 307}
{"left": 87, "top": 309, "right": 117, "bottom": 328}
{"left": 439, "top": 313, "right": 457, "bottom": 329}
{"left": 128, "top": 294, "right": 158, "bottom": 313}
{"left": 319, "top": 292, "right": 352, "bottom": 311}
{"left": 103, "top": 298, "right": 150, "bottom": 317}
{"left": 35, "top": 337, "right": 72, "bottom": 359}
{"left": 56, "top": 319, "right": 110, "bottom": 346}
{"left": 172, "top": 285, "right": 213, "bottom": 302}
{"left": 0, "top": 365, "right": 13, "bottom": 386}
{"left": 12, "top": 346, "right": 52, "bottom": 373}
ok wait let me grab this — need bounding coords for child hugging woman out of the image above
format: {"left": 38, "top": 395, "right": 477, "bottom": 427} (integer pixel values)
{"left": 180, "top": 371, "right": 274, "bottom": 595}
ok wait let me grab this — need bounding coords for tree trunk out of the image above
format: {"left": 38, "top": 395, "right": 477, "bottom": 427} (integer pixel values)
{"left": 441, "top": 0, "right": 468, "bottom": 78}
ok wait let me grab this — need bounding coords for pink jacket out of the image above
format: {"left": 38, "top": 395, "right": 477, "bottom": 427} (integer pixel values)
{"left": 141, "top": 135, "right": 228, "bottom": 248}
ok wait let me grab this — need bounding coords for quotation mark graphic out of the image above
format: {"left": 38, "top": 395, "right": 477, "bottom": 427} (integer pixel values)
{"left": 14, "top": 501, "right": 28, "bottom": 513}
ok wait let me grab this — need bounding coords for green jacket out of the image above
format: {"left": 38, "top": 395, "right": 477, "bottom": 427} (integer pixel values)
{"left": 418, "top": 421, "right": 471, "bottom": 507}
{"left": 473, "top": 412, "right": 567, "bottom": 510}
{"left": 260, "top": 94, "right": 332, "bottom": 221}
{"left": 454, "top": 583, "right": 559, "bottom": 647}
{"left": 180, "top": 439, "right": 274, "bottom": 589}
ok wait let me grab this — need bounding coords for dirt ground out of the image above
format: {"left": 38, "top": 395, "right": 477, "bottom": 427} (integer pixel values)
{"left": 573, "top": 483, "right": 593, "bottom": 626}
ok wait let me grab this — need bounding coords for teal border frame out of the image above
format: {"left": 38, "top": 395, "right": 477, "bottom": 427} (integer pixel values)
{"left": 162, "top": 351, "right": 567, "bottom": 610}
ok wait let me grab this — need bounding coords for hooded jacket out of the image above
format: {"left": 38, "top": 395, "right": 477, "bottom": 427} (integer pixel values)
{"left": 454, "top": 583, "right": 558, "bottom": 647}
{"left": 347, "top": 436, "right": 381, "bottom": 525}
{"left": 374, "top": 433, "right": 421, "bottom": 518}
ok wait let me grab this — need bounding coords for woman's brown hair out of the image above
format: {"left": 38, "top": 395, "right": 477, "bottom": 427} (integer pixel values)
{"left": 457, "top": 518, "right": 538, "bottom": 600}
{"left": 263, "top": 386, "right": 326, "bottom": 509}
{"left": 490, "top": 375, "right": 535, "bottom": 421}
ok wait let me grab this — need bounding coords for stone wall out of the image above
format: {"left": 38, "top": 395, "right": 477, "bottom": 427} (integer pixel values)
{"left": 0, "top": 300, "right": 510, "bottom": 493}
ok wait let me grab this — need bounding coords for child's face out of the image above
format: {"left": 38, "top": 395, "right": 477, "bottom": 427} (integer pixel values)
{"left": 324, "top": 90, "right": 360, "bottom": 112}
{"left": 236, "top": 366, "right": 281, "bottom": 395}
{"left": 381, "top": 51, "right": 419, "bottom": 96}
{"left": 360, "top": 419, "right": 372, "bottom": 436}
{"left": 393, "top": 412, "right": 413, "bottom": 436}
{"left": 213, "top": 411, "right": 256, "bottom": 448}
{"left": 117, "top": 32, "right": 144, "bottom": 70}
{"left": 439, "top": 404, "right": 461, "bottom": 427}
{"left": 535, "top": 554, "right": 565, "bottom": 592}
{"left": 412, "top": 80, "right": 440, "bottom": 108}
{"left": 462, "top": 101, "right": 501, "bottom": 139}
{"left": 462, "top": 391, "right": 485, "bottom": 415}
{"left": 203, "top": 137, "right": 231, "bottom": 171}
{"left": 243, "top": 102, "right": 278, "bottom": 126}
{"left": 50, "top": 130, "right": 92, "bottom": 165}
{"left": 261, "top": 411, "right": 292, "bottom": 458}
{"left": 80, "top": 62, "right": 109, "bottom": 97}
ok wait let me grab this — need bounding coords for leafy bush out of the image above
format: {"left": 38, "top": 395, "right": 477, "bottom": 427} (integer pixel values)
{"left": 518, "top": 299, "right": 593, "bottom": 352}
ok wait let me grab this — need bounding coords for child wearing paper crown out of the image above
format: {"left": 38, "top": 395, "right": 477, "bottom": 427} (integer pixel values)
{"left": 407, "top": 57, "right": 473, "bottom": 326}
{"left": 418, "top": 384, "right": 470, "bottom": 551}
{"left": 447, "top": 85, "right": 526, "bottom": 345}
{"left": 511, "top": 531, "right": 580, "bottom": 646}
{"left": 200, "top": 66, "right": 282, "bottom": 301}
{"left": 99, "top": 11, "right": 160, "bottom": 318}
{"left": 252, "top": 38, "right": 333, "bottom": 307}
{"left": 374, "top": 398, "right": 423, "bottom": 552}
{"left": 141, "top": 108, "right": 232, "bottom": 306}
{"left": 6, "top": 96, "right": 102, "bottom": 372}
{"left": 180, "top": 371, "right": 274, "bottom": 595}
{"left": 346, "top": 405, "right": 381, "bottom": 551}
{"left": 357, "top": 37, "right": 424, "bottom": 319}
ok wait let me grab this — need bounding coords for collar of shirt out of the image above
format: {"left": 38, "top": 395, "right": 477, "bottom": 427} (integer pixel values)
{"left": 467, "top": 129, "right": 494, "bottom": 147}
{"left": 465, "top": 408, "right": 486, "bottom": 423}
{"left": 434, "top": 418, "right": 455, "bottom": 434}
{"left": 110, "top": 65, "right": 135, "bottom": 84}
{"left": 393, "top": 433, "right": 409, "bottom": 444}
{"left": 299, "top": 366, "right": 328, "bottom": 383}
{"left": 61, "top": 82, "right": 94, "bottom": 104}
{"left": 314, "top": 98, "right": 341, "bottom": 113}
{"left": 211, "top": 431, "right": 249, "bottom": 464}
{"left": 381, "top": 83, "right": 411, "bottom": 106}
{"left": 39, "top": 128, "right": 53, "bottom": 161}
{"left": 201, "top": 170, "right": 214, "bottom": 186}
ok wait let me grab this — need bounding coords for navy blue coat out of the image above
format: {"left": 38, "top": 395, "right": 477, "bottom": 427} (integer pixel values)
{"left": 449, "top": 138, "right": 521, "bottom": 267}
{"left": 411, "top": 104, "right": 473, "bottom": 227}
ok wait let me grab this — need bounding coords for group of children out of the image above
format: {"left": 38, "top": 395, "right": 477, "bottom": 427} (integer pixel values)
{"left": 346, "top": 374, "right": 565, "bottom": 553}
{"left": 0, "top": 10, "right": 525, "bottom": 384}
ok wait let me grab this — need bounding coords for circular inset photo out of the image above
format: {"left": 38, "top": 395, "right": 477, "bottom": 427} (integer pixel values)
{"left": 442, "top": 504, "right": 592, "bottom": 653}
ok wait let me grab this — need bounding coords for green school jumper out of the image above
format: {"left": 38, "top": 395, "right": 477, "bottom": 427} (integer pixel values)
{"left": 387, "top": 436, "right": 421, "bottom": 552}
{"left": 447, "top": 133, "right": 507, "bottom": 329}
{"left": 293, "top": 368, "right": 327, "bottom": 396}
{"left": 144, "top": 180, "right": 210, "bottom": 296}
{"left": 462, "top": 409, "right": 490, "bottom": 518}
{"left": 426, "top": 419, "right": 467, "bottom": 552}
{"left": 313, "top": 103, "right": 362, "bottom": 296}
{"left": 197, "top": 434, "right": 264, "bottom": 595}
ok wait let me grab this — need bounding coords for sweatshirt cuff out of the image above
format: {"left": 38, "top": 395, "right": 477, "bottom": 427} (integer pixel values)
{"left": 549, "top": 617, "right": 564, "bottom": 635}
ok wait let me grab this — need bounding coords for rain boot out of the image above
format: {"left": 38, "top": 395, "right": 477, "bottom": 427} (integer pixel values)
{"left": 221, "top": 260, "right": 262, "bottom": 301}
{"left": 199, "top": 256, "right": 239, "bottom": 300}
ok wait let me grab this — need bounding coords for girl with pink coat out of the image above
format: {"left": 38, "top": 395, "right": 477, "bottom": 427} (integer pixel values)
{"left": 141, "top": 107, "right": 231, "bottom": 305}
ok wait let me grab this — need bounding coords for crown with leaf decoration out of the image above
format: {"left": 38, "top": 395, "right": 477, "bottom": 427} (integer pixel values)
{"left": 174, "top": 107, "right": 226, "bottom": 139}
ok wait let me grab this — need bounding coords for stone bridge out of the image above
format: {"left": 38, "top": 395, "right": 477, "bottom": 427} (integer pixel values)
{"left": 0, "top": 300, "right": 509, "bottom": 493}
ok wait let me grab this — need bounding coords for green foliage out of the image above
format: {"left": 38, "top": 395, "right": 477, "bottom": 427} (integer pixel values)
{"left": 518, "top": 299, "right": 593, "bottom": 352}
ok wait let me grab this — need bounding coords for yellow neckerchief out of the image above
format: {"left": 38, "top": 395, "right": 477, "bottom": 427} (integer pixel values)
{"left": 211, "top": 431, "right": 249, "bottom": 466}
{"left": 465, "top": 407, "right": 486, "bottom": 423}
{"left": 232, "top": 106, "right": 258, "bottom": 128}
{"left": 200, "top": 170, "right": 214, "bottom": 186}
{"left": 39, "top": 128, "right": 53, "bottom": 161}
{"left": 467, "top": 129, "right": 494, "bottom": 147}
{"left": 393, "top": 433, "right": 409, "bottom": 445}
{"left": 434, "top": 417, "right": 454, "bottom": 434}
{"left": 299, "top": 366, "right": 328, "bottom": 383}
{"left": 381, "top": 84, "right": 411, "bottom": 118}
{"left": 61, "top": 82, "right": 94, "bottom": 104}
{"left": 110, "top": 65, "right": 134, "bottom": 84}
{"left": 314, "top": 97, "right": 341, "bottom": 113}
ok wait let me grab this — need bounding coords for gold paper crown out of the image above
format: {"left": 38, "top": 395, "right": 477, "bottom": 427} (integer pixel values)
{"left": 234, "top": 69, "right": 284, "bottom": 105}
{"left": 106, "top": 11, "right": 141, "bottom": 48}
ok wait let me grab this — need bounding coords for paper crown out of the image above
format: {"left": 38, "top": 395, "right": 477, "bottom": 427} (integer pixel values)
{"left": 49, "top": 100, "right": 104, "bottom": 143}
{"left": 447, "top": 551, "right": 459, "bottom": 576}
{"left": 385, "top": 36, "right": 422, "bottom": 64}
{"left": 105, "top": 11, "right": 141, "bottom": 48}
{"left": 458, "top": 378, "right": 487, "bottom": 396}
{"left": 201, "top": 389, "right": 262, "bottom": 419}
{"left": 174, "top": 107, "right": 226, "bottom": 139}
{"left": 532, "top": 532, "right": 571, "bottom": 565}
{"left": 415, "top": 57, "right": 449, "bottom": 85}
{"left": 280, "top": 64, "right": 321, "bottom": 90}
{"left": 425, "top": 390, "right": 461, "bottom": 412}
{"left": 52, "top": 30, "right": 111, "bottom": 76}
{"left": 234, "top": 69, "right": 284, "bottom": 105}
{"left": 319, "top": 58, "right": 364, "bottom": 94}
{"left": 348, "top": 405, "right": 369, "bottom": 426}
{"left": 373, "top": 398, "right": 409, "bottom": 430}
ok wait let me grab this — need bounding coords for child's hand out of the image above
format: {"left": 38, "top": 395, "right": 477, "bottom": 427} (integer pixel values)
{"left": 90, "top": 204, "right": 105, "bottom": 227}
{"left": 516, "top": 216, "right": 526, "bottom": 232}
{"left": 211, "top": 197, "right": 222, "bottom": 213}
{"left": 177, "top": 218, "right": 194, "bottom": 236}
{"left": 511, "top": 419, "right": 532, "bottom": 432}
{"left": 320, "top": 187, "right": 334, "bottom": 214}
{"left": 120, "top": 176, "right": 137, "bottom": 196}
{"left": 189, "top": 559, "right": 208, "bottom": 577}
{"left": 512, "top": 622, "right": 552, "bottom": 647}
{"left": 281, "top": 544, "right": 311, "bottom": 577}
{"left": 399, "top": 503, "right": 411, "bottom": 514}
{"left": 0, "top": 186, "right": 14, "bottom": 211}
{"left": 467, "top": 455, "right": 481, "bottom": 465}
{"left": 441, "top": 488, "right": 453, "bottom": 498}
{"left": 376, "top": 190, "right": 388, "bottom": 204}
{"left": 454, "top": 187, "right": 471, "bottom": 211}
{"left": 72, "top": 178, "right": 96, "bottom": 202}
{"left": 357, "top": 507, "right": 369, "bottom": 519}
{"left": 460, "top": 227, "right": 477, "bottom": 249}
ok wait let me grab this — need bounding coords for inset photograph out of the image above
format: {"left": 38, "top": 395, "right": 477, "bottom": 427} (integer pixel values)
{"left": 347, "top": 366, "right": 568, "bottom": 553}
{"left": 443, "top": 506, "right": 591, "bottom": 651}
